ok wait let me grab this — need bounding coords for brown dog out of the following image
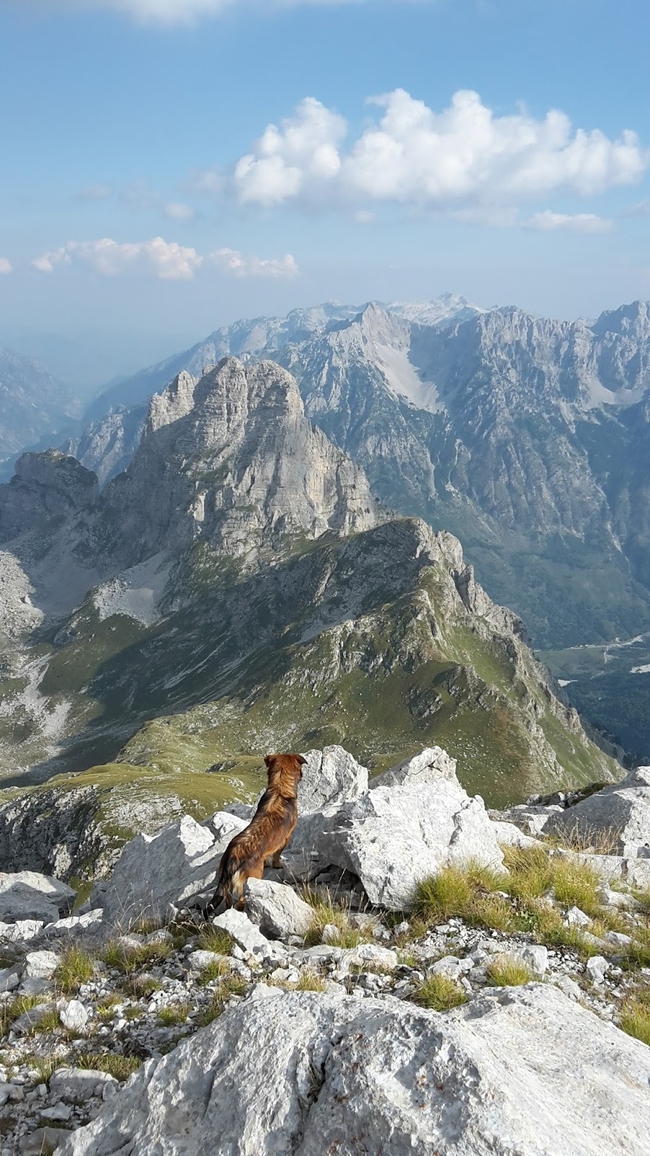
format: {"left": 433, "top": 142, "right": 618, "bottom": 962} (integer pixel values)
{"left": 206, "top": 752, "right": 305, "bottom": 914}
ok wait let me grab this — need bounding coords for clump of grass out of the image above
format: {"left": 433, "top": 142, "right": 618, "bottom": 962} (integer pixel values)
{"left": 413, "top": 863, "right": 513, "bottom": 933}
{"left": 124, "top": 975, "right": 163, "bottom": 999}
{"left": 546, "top": 823, "right": 622, "bottom": 856}
{"left": 195, "top": 975, "right": 248, "bottom": 1026}
{"left": 23, "top": 1055, "right": 63, "bottom": 1082}
{"left": 36, "top": 1007, "right": 63, "bottom": 1034}
{"left": 294, "top": 970, "right": 326, "bottom": 992}
{"left": 622, "top": 926, "right": 650, "bottom": 971}
{"left": 96, "top": 995, "right": 121, "bottom": 1020}
{"left": 1, "top": 994, "right": 46, "bottom": 1035}
{"left": 501, "top": 846, "right": 554, "bottom": 903}
{"left": 550, "top": 858, "right": 601, "bottom": 917}
{"left": 157, "top": 1003, "right": 190, "bottom": 1027}
{"left": 619, "top": 991, "right": 650, "bottom": 1046}
{"left": 412, "top": 974, "right": 467, "bottom": 1011}
{"left": 131, "top": 917, "right": 163, "bottom": 936}
{"left": 77, "top": 1053, "right": 142, "bottom": 1081}
{"left": 302, "top": 894, "right": 369, "bottom": 949}
{"left": 197, "top": 959, "right": 229, "bottom": 986}
{"left": 102, "top": 940, "right": 172, "bottom": 975}
{"left": 55, "top": 947, "right": 95, "bottom": 994}
{"left": 486, "top": 955, "right": 532, "bottom": 987}
{"left": 196, "top": 926, "right": 234, "bottom": 955}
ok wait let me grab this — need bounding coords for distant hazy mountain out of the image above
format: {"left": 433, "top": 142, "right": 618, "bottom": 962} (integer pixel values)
{"left": 0, "top": 349, "right": 80, "bottom": 478}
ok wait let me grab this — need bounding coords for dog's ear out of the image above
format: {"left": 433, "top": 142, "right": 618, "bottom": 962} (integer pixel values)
{"left": 296, "top": 755, "right": 307, "bottom": 766}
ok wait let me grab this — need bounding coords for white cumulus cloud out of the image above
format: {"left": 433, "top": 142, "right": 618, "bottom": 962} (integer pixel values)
{"left": 163, "top": 201, "right": 197, "bottom": 220}
{"left": 31, "top": 237, "right": 299, "bottom": 279}
{"left": 207, "top": 248, "right": 299, "bottom": 277}
{"left": 233, "top": 88, "right": 648, "bottom": 210}
{"left": 0, "top": 258, "right": 12, "bottom": 274}
{"left": 526, "top": 211, "right": 614, "bottom": 233}
{"left": 32, "top": 237, "right": 203, "bottom": 279}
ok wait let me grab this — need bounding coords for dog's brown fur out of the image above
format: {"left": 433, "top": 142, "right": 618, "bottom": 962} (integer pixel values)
{"left": 207, "top": 752, "right": 305, "bottom": 914}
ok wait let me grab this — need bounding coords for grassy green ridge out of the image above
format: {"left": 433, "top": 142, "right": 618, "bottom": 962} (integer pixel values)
{"left": 0, "top": 521, "right": 620, "bottom": 865}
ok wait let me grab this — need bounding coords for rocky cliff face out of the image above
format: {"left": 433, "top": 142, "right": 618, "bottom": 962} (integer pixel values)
{"left": 0, "top": 451, "right": 98, "bottom": 545}
{"left": 76, "top": 298, "right": 650, "bottom": 654}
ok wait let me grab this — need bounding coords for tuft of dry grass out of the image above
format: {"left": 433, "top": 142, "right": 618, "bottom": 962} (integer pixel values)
{"left": 619, "top": 984, "right": 650, "bottom": 1046}
{"left": 157, "top": 1002, "right": 190, "bottom": 1027}
{"left": 413, "top": 863, "right": 513, "bottom": 933}
{"left": 486, "top": 955, "right": 532, "bottom": 987}
{"left": 412, "top": 974, "right": 467, "bottom": 1011}
{"left": 197, "top": 959, "right": 229, "bottom": 986}
{"left": 195, "top": 975, "right": 248, "bottom": 1027}
{"left": 301, "top": 888, "right": 372, "bottom": 949}
{"left": 196, "top": 925, "right": 234, "bottom": 955}
{"left": 77, "top": 1053, "right": 142, "bottom": 1081}
{"left": 102, "top": 940, "right": 172, "bottom": 975}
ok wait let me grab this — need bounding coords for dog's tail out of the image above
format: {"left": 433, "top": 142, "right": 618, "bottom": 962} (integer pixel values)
{"left": 204, "top": 856, "right": 247, "bottom": 919}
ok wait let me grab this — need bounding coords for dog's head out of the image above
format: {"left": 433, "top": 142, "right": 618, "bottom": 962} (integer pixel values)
{"left": 264, "top": 752, "right": 306, "bottom": 793}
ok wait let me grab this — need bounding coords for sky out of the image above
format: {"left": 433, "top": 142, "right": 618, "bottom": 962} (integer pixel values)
{"left": 1, "top": 0, "right": 649, "bottom": 386}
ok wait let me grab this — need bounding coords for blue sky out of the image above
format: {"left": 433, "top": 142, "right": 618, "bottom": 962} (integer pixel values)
{"left": 1, "top": 0, "right": 649, "bottom": 385}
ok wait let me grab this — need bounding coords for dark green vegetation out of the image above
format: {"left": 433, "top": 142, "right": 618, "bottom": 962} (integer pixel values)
{"left": 541, "top": 634, "right": 650, "bottom": 764}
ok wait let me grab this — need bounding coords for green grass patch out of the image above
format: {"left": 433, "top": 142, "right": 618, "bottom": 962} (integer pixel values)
{"left": 195, "top": 975, "right": 248, "bottom": 1026}
{"left": 486, "top": 955, "right": 532, "bottom": 987}
{"left": 412, "top": 974, "right": 467, "bottom": 1011}
{"left": 157, "top": 1003, "right": 190, "bottom": 1027}
{"left": 55, "top": 947, "right": 95, "bottom": 993}
{"left": 77, "top": 1053, "right": 142, "bottom": 1081}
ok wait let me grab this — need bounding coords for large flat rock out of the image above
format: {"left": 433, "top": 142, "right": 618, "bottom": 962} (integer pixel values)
{"left": 0, "top": 871, "right": 76, "bottom": 924}
{"left": 58, "top": 984, "right": 650, "bottom": 1156}
{"left": 290, "top": 777, "right": 504, "bottom": 909}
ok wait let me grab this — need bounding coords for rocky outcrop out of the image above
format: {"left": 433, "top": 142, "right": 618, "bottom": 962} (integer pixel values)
{"left": 0, "top": 871, "right": 75, "bottom": 923}
{"left": 299, "top": 745, "right": 368, "bottom": 812}
{"left": 289, "top": 772, "right": 504, "bottom": 909}
{"left": 98, "top": 812, "right": 248, "bottom": 927}
{"left": 58, "top": 985, "right": 650, "bottom": 1156}
{"left": 546, "top": 766, "right": 650, "bottom": 856}
{"left": 0, "top": 451, "right": 97, "bottom": 544}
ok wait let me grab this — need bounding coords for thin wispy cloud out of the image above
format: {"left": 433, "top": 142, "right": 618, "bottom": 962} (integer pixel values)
{"left": 526, "top": 211, "right": 614, "bottom": 234}
{"left": 76, "top": 184, "right": 113, "bottom": 201}
{"left": 0, "top": 258, "right": 12, "bottom": 274}
{"left": 31, "top": 237, "right": 298, "bottom": 279}
{"left": 44, "top": 0, "right": 379, "bottom": 26}
{"left": 230, "top": 88, "right": 648, "bottom": 211}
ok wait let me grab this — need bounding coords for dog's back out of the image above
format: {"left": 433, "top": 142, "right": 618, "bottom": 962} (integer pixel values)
{"left": 208, "top": 752, "right": 305, "bottom": 913}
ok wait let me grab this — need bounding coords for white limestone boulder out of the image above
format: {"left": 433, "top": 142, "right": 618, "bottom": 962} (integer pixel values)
{"left": 0, "top": 872, "right": 75, "bottom": 924}
{"left": 370, "top": 745, "right": 457, "bottom": 789}
{"left": 545, "top": 766, "right": 650, "bottom": 855}
{"left": 99, "top": 813, "right": 248, "bottom": 928}
{"left": 291, "top": 778, "right": 504, "bottom": 909}
{"left": 244, "top": 879, "right": 314, "bottom": 939}
{"left": 58, "top": 985, "right": 650, "bottom": 1156}
{"left": 298, "top": 746, "right": 368, "bottom": 812}
{"left": 49, "top": 1068, "right": 117, "bottom": 1102}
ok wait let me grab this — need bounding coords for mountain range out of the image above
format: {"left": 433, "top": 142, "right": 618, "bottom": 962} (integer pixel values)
{"left": 0, "top": 348, "right": 81, "bottom": 478}
{"left": 0, "top": 355, "right": 619, "bottom": 857}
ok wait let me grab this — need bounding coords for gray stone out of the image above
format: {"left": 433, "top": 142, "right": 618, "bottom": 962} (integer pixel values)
{"left": 429, "top": 955, "right": 474, "bottom": 980}
{"left": 299, "top": 746, "right": 368, "bottom": 812}
{"left": 586, "top": 955, "right": 610, "bottom": 984}
{"left": 212, "top": 908, "right": 273, "bottom": 954}
{"left": 370, "top": 745, "right": 457, "bottom": 789}
{"left": 565, "top": 906, "right": 591, "bottom": 927}
{"left": 546, "top": 767, "right": 650, "bottom": 854}
{"left": 291, "top": 776, "right": 504, "bottom": 910}
{"left": 57, "top": 999, "right": 89, "bottom": 1032}
{"left": 19, "top": 1128, "right": 71, "bottom": 1155}
{"left": 49, "top": 1068, "right": 117, "bottom": 1102}
{"left": 244, "top": 879, "right": 314, "bottom": 939}
{"left": 41, "top": 1104, "right": 73, "bottom": 1122}
{"left": 99, "top": 813, "right": 247, "bottom": 927}
{"left": 0, "top": 967, "right": 20, "bottom": 993}
{"left": 553, "top": 975, "right": 582, "bottom": 1001}
{"left": 57, "top": 985, "right": 650, "bottom": 1156}
{"left": 24, "top": 950, "right": 59, "bottom": 980}
{"left": 0, "top": 918, "right": 44, "bottom": 942}
{"left": 186, "top": 950, "right": 228, "bottom": 974}
{"left": 517, "top": 944, "right": 549, "bottom": 977}
{"left": 44, "top": 910, "right": 104, "bottom": 937}
{"left": 0, "top": 872, "right": 75, "bottom": 924}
